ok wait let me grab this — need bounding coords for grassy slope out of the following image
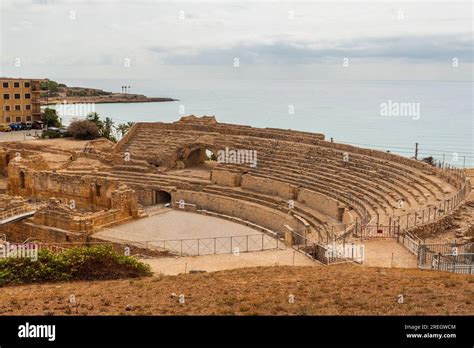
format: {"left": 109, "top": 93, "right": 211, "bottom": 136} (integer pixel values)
{"left": 0, "top": 264, "right": 472, "bottom": 316}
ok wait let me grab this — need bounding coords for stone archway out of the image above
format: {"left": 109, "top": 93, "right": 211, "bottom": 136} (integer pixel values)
{"left": 154, "top": 190, "right": 171, "bottom": 204}
{"left": 184, "top": 147, "right": 205, "bottom": 167}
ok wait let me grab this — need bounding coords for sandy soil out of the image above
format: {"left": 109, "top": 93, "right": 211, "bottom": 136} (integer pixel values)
{"left": 22, "top": 137, "right": 89, "bottom": 151}
{"left": 145, "top": 248, "right": 316, "bottom": 275}
{"left": 362, "top": 239, "right": 418, "bottom": 268}
{"left": 0, "top": 265, "right": 471, "bottom": 315}
{"left": 95, "top": 210, "right": 264, "bottom": 240}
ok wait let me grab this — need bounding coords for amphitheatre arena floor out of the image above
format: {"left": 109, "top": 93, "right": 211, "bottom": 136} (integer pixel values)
{"left": 94, "top": 210, "right": 279, "bottom": 254}
{"left": 94, "top": 210, "right": 318, "bottom": 273}
{"left": 95, "top": 210, "right": 264, "bottom": 241}
{"left": 94, "top": 209, "right": 418, "bottom": 274}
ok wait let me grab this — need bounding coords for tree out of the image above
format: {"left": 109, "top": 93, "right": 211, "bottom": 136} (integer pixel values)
{"left": 85, "top": 112, "right": 118, "bottom": 142}
{"left": 68, "top": 120, "right": 100, "bottom": 140}
{"left": 86, "top": 112, "right": 104, "bottom": 130}
{"left": 102, "top": 117, "right": 116, "bottom": 142}
{"left": 40, "top": 80, "right": 60, "bottom": 97}
{"left": 115, "top": 121, "right": 135, "bottom": 138}
{"left": 42, "top": 108, "right": 61, "bottom": 127}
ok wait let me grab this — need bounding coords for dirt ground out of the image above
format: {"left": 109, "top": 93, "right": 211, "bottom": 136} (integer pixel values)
{"left": 362, "top": 239, "right": 418, "bottom": 268}
{"left": 145, "top": 249, "right": 316, "bottom": 275}
{"left": 0, "top": 265, "right": 472, "bottom": 315}
{"left": 13, "top": 136, "right": 87, "bottom": 150}
{"left": 95, "top": 210, "right": 264, "bottom": 241}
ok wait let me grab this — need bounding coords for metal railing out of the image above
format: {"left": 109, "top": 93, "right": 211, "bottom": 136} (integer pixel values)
{"left": 287, "top": 229, "right": 363, "bottom": 265}
{"left": 0, "top": 205, "right": 35, "bottom": 221}
{"left": 397, "top": 230, "right": 422, "bottom": 256}
{"left": 392, "top": 180, "right": 470, "bottom": 231}
{"left": 96, "top": 233, "right": 282, "bottom": 257}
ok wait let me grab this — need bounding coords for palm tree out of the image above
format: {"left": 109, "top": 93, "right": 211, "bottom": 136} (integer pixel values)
{"left": 115, "top": 121, "right": 135, "bottom": 138}
{"left": 102, "top": 117, "right": 114, "bottom": 140}
{"left": 86, "top": 112, "right": 104, "bottom": 130}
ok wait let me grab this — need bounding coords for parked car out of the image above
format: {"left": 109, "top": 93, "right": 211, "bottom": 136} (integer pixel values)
{"left": 32, "top": 121, "right": 44, "bottom": 129}
{"left": 46, "top": 127, "right": 61, "bottom": 134}
{"left": 21, "top": 122, "right": 32, "bottom": 130}
{"left": 9, "top": 123, "right": 21, "bottom": 131}
{"left": 0, "top": 124, "right": 12, "bottom": 132}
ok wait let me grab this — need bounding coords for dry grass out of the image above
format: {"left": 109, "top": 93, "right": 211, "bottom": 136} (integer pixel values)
{"left": 0, "top": 264, "right": 472, "bottom": 316}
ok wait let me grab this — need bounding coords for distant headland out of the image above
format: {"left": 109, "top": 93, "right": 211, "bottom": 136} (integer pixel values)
{"left": 40, "top": 79, "right": 177, "bottom": 105}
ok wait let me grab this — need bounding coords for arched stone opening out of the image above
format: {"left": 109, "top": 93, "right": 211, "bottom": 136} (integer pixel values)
{"left": 154, "top": 190, "right": 171, "bottom": 204}
{"left": 184, "top": 147, "right": 205, "bottom": 167}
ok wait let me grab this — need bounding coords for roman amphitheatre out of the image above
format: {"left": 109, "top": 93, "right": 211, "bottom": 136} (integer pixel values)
{"left": 0, "top": 115, "right": 473, "bottom": 315}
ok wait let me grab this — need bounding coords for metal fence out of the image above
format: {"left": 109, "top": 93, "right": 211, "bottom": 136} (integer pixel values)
{"left": 392, "top": 181, "right": 470, "bottom": 231}
{"left": 418, "top": 242, "right": 473, "bottom": 272}
{"left": 288, "top": 230, "right": 364, "bottom": 264}
{"left": 397, "top": 231, "right": 422, "bottom": 256}
{"left": 358, "top": 224, "right": 399, "bottom": 239}
{"left": 98, "top": 233, "right": 281, "bottom": 257}
{"left": 423, "top": 252, "right": 474, "bottom": 275}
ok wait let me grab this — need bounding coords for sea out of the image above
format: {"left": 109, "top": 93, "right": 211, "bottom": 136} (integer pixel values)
{"left": 47, "top": 79, "right": 473, "bottom": 167}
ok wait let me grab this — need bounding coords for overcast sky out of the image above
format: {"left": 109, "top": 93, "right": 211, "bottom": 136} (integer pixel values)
{"left": 0, "top": 0, "right": 472, "bottom": 82}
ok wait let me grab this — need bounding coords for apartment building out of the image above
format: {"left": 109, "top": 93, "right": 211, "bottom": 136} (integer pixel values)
{"left": 0, "top": 78, "right": 44, "bottom": 125}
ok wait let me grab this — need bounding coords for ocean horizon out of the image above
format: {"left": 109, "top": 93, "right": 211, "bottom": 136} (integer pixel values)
{"left": 48, "top": 78, "right": 473, "bottom": 167}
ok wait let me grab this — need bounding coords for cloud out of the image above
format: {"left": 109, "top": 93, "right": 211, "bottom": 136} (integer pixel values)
{"left": 148, "top": 34, "right": 473, "bottom": 65}
{"left": 0, "top": 0, "right": 472, "bottom": 80}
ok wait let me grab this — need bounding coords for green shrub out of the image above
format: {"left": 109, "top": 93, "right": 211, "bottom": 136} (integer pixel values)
{"left": 0, "top": 245, "right": 151, "bottom": 286}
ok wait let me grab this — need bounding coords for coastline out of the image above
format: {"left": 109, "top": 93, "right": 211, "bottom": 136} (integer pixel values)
{"left": 41, "top": 97, "right": 178, "bottom": 106}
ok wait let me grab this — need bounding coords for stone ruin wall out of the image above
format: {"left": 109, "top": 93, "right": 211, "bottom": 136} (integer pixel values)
{"left": 0, "top": 219, "right": 85, "bottom": 244}
{"left": 171, "top": 189, "right": 307, "bottom": 235}
{"left": 210, "top": 170, "right": 345, "bottom": 222}
{"left": 0, "top": 148, "right": 44, "bottom": 176}
{"left": 0, "top": 155, "right": 142, "bottom": 243}
{"left": 8, "top": 162, "right": 117, "bottom": 210}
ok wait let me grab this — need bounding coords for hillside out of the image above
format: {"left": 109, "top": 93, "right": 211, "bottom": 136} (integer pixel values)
{"left": 0, "top": 265, "right": 472, "bottom": 315}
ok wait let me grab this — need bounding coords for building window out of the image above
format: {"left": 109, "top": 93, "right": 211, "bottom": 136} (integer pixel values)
{"left": 14, "top": 94, "right": 20, "bottom": 99}
{"left": 15, "top": 105, "right": 21, "bottom": 111}
{"left": 5, "top": 117, "right": 10, "bottom": 123}
{"left": 3, "top": 94, "right": 9, "bottom": 100}
{"left": 24, "top": 82, "right": 30, "bottom": 88}
{"left": 24, "top": 93, "right": 31, "bottom": 99}
{"left": 2, "top": 82, "right": 8, "bottom": 88}
{"left": 13, "top": 82, "right": 20, "bottom": 88}
{"left": 25, "top": 105, "right": 31, "bottom": 110}
{"left": 4, "top": 105, "right": 10, "bottom": 111}
{"left": 26, "top": 116, "right": 32, "bottom": 121}
{"left": 16, "top": 117, "right": 22, "bottom": 122}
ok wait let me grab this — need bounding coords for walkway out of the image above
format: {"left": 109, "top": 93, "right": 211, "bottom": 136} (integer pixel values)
{"left": 144, "top": 248, "right": 317, "bottom": 275}
{"left": 362, "top": 239, "right": 417, "bottom": 268}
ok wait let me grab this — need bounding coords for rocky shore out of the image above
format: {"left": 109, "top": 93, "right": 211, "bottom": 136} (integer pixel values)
{"left": 42, "top": 95, "right": 177, "bottom": 105}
